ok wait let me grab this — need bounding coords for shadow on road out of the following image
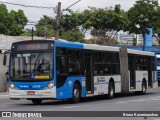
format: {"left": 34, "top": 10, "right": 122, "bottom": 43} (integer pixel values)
{"left": 16, "top": 92, "right": 156, "bottom": 106}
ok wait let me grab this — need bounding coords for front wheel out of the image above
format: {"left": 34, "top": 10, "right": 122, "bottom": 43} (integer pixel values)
{"left": 70, "top": 84, "right": 81, "bottom": 103}
{"left": 31, "top": 99, "right": 42, "bottom": 105}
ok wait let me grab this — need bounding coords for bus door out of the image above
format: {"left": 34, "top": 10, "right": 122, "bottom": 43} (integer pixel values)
{"left": 84, "top": 53, "right": 94, "bottom": 94}
{"left": 148, "top": 57, "right": 153, "bottom": 88}
{"left": 129, "top": 55, "right": 136, "bottom": 89}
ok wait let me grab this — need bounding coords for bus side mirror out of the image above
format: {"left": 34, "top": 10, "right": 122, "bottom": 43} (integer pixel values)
{"left": 3, "top": 50, "right": 10, "bottom": 67}
{"left": 3, "top": 54, "right": 7, "bottom": 66}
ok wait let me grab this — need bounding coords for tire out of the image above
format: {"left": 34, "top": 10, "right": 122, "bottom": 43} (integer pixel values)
{"left": 31, "top": 99, "right": 42, "bottom": 105}
{"left": 108, "top": 82, "right": 114, "bottom": 99}
{"left": 70, "top": 83, "right": 81, "bottom": 103}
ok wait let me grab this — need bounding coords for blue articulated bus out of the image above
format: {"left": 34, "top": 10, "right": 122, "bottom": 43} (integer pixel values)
{"left": 3, "top": 40, "right": 158, "bottom": 104}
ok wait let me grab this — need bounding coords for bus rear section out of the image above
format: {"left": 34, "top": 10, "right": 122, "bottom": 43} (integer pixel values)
{"left": 127, "top": 49, "right": 157, "bottom": 94}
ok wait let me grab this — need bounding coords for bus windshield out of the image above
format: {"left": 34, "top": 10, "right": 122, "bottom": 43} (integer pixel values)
{"left": 10, "top": 52, "right": 53, "bottom": 81}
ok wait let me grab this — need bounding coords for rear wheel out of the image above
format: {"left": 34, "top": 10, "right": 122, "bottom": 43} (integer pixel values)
{"left": 70, "top": 83, "right": 81, "bottom": 103}
{"left": 31, "top": 99, "right": 42, "bottom": 105}
{"left": 108, "top": 82, "right": 114, "bottom": 99}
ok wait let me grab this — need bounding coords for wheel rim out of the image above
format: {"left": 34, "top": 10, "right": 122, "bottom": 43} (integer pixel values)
{"left": 74, "top": 88, "right": 79, "bottom": 98}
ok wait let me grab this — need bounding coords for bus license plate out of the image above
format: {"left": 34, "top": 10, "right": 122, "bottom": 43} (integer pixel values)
{"left": 27, "top": 91, "right": 35, "bottom": 95}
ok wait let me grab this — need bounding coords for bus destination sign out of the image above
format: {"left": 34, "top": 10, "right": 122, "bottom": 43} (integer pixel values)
{"left": 14, "top": 43, "right": 53, "bottom": 51}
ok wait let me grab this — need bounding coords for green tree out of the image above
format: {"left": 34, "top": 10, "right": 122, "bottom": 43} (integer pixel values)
{"left": 61, "top": 9, "right": 93, "bottom": 35}
{"left": 80, "top": 9, "right": 93, "bottom": 34}
{"left": 61, "top": 10, "right": 81, "bottom": 31}
{"left": 0, "top": 4, "right": 9, "bottom": 34}
{"left": 35, "top": 15, "right": 56, "bottom": 38}
{"left": 127, "top": 0, "right": 160, "bottom": 46}
{"left": 0, "top": 4, "right": 28, "bottom": 36}
{"left": 90, "top": 5, "right": 128, "bottom": 45}
{"left": 61, "top": 29, "right": 84, "bottom": 42}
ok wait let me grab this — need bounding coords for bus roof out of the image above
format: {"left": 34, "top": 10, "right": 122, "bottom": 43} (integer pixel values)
{"left": 11, "top": 40, "right": 155, "bottom": 56}
{"left": 12, "top": 40, "right": 54, "bottom": 45}
{"left": 83, "top": 44, "right": 119, "bottom": 52}
{"left": 127, "top": 48, "right": 154, "bottom": 56}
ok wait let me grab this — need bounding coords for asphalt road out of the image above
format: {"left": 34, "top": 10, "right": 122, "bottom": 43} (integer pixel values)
{"left": 0, "top": 87, "right": 160, "bottom": 120}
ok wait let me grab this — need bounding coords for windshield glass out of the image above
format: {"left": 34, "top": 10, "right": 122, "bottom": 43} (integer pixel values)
{"left": 10, "top": 52, "right": 53, "bottom": 81}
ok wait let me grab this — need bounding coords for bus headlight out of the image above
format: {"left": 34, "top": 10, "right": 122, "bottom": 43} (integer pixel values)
{"left": 47, "top": 81, "right": 54, "bottom": 89}
{"left": 9, "top": 82, "right": 15, "bottom": 89}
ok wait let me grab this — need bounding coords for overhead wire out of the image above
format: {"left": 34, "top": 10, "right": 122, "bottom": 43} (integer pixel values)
{"left": 61, "top": 0, "right": 82, "bottom": 13}
{"left": 0, "top": 1, "right": 56, "bottom": 9}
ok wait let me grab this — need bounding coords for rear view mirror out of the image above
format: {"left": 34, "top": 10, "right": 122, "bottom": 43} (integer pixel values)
{"left": 3, "top": 54, "right": 7, "bottom": 66}
{"left": 3, "top": 50, "right": 10, "bottom": 67}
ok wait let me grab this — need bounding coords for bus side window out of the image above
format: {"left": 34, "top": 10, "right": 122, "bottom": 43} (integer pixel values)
{"left": 93, "top": 52, "right": 103, "bottom": 75}
{"left": 56, "top": 47, "right": 68, "bottom": 75}
{"left": 68, "top": 49, "right": 81, "bottom": 75}
{"left": 103, "top": 52, "right": 111, "bottom": 75}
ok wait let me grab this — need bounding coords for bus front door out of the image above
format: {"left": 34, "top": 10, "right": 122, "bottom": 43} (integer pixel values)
{"left": 129, "top": 55, "right": 136, "bottom": 89}
{"left": 84, "top": 53, "right": 94, "bottom": 94}
{"left": 148, "top": 57, "right": 153, "bottom": 88}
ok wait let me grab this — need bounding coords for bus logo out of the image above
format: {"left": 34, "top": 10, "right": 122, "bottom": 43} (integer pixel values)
{"left": 31, "top": 73, "right": 35, "bottom": 79}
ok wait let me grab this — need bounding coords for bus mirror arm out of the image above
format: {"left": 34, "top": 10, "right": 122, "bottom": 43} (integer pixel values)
{"left": 3, "top": 50, "right": 10, "bottom": 67}
{"left": 3, "top": 54, "right": 7, "bottom": 66}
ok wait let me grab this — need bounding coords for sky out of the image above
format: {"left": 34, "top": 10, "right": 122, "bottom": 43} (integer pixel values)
{"left": 0, "top": 0, "right": 138, "bottom": 22}
{"left": 0, "top": 0, "right": 159, "bottom": 28}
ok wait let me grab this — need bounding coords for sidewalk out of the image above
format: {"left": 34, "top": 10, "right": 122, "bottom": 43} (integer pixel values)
{"left": 0, "top": 92, "right": 8, "bottom": 97}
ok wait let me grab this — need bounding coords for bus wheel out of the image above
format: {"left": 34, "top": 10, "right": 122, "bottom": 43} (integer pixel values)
{"left": 71, "top": 83, "right": 81, "bottom": 103}
{"left": 108, "top": 82, "right": 114, "bottom": 99}
{"left": 31, "top": 99, "right": 42, "bottom": 105}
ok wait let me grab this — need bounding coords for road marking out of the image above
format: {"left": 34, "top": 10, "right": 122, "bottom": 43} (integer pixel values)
{"left": 1, "top": 102, "right": 20, "bottom": 106}
{"left": 115, "top": 101, "right": 128, "bottom": 104}
{"left": 150, "top": 99, "right": 160, "bottom": 101}
{"left": 64, "top": 106, "right": 81, "bottom": 109}
{"left": 0, "top": 94, "right": 9, "bottom": 98}
{"left": 64, "top": 105, "right": 90, "bottom": 109}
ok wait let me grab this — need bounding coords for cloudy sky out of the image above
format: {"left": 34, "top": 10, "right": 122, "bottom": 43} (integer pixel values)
{"left": 0, "top": 0, "right": 160, "bottom": 28}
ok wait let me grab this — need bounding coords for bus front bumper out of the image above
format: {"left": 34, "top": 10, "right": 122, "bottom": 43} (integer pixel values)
{"left": 8, "top": 87, "right": 56, "bottom": 99}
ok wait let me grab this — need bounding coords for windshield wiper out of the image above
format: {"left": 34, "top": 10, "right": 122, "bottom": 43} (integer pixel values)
{"left": 33, "top": 51, "right": 43, "bottom": 72}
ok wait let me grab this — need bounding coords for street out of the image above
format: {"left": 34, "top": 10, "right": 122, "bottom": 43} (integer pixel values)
{"left": 0, "top": 87, "right": 160, "bottom": 120}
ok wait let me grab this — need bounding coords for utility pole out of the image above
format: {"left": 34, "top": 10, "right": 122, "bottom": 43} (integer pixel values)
{"left": 31, "top": 27, "right": 34, "bottom": 40}
{"left": 55, "top": 2, "right": 61, "bottom": 40}
{"left": 143, "top": 36, "right": 146, "bottom": 51}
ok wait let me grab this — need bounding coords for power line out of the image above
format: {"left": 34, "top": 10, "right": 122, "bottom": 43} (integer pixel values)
{"left": 0, "top": 1, "right": 56, "bottom": 9}
{"left": 62, "top": 0, "right": 82, "bottom": 12}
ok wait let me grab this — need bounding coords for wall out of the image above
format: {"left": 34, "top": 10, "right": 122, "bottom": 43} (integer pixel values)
{"left": 0, "top": 54, "right": 7, "bottom": 92}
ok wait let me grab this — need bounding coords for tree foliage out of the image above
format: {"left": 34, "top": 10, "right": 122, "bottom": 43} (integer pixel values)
{"left": 61, "top": 29, "right": 84, "bottom": 42}
{"left": 35, "top": 15, "right": 56, "bottom": 38}
{"left": 61, "top": 9, "right": 93, "bottom": 35}
{"left": 127, "top": 0, "right": 160, "bottom": 36}
{"left": 35, "top": 1, "right": 160, "bottom": 45}
{"left": 0, "top": 4, "right": 28, "bottom": 36}
{"left": 90, "top": 5, "right": 128, "bottom": 45}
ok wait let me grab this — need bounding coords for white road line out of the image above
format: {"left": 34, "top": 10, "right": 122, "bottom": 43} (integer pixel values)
{"left": 149, "top": 96, "right": 160, "bottom": 99}
{"left": 64, "top": 106, "right": 81, "bottom": 109}
{"left": 0, "top": 95, "right": 9, "bottom": 98}
{"left": 150, "top": 99, "right": 160, "bottom": 101}
{"left": 1, "top": 102, "right": 20, "bottom": 105}
{"left": 64, "top": 105, "right": 90, "bottom": 109}
{"left": 115, "top": 101, "right": 128, "bottom": 104}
